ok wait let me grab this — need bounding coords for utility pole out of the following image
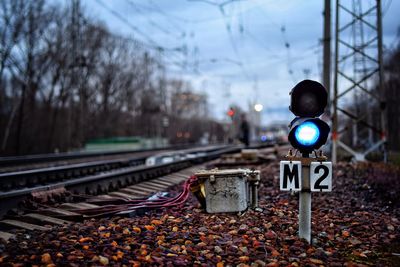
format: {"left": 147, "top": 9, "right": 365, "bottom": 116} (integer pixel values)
{"left": 322, "top": 0, "right": 333, "bottom": 162}
{"left": 322, "top": 0, "right": 332, "bottom": 163}
{"left": 323, "top": 0, "right": 331, "bottom": 108}
{"left": 68, "top": 0, "right": 80, "bottom": 150}
{"left": 71, "top": 0, "right": 83, "bottom": 149}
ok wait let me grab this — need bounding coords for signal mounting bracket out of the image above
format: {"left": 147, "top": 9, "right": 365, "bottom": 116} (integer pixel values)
{"left": 285, "top": 149, "right": 328, "bottom": 166}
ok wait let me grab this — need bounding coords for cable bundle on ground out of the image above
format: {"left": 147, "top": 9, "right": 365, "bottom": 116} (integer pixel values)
{"left": 72, "top": 176, "right": 197, "bottom": 217}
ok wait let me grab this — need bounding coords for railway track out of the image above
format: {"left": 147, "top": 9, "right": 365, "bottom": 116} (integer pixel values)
{"left": 0, "top": 144, "right": 284, "bottom": 243}
{"left": 0, "top": 145, "right": 228, "bottom": 192}
{"left": 0, "top": 164, "right": 204, "bottom": 242}
{"left": 0, "top": 170, "right": 200, "bottom": 240}
{"left": 0, "top": 144, "right": 226, "bottom": 175}
{"left": 0, "top": 144, "right": 199, "bottom": 168}
{"left": 0, "top": 145, "right": 247, "bottom": 238}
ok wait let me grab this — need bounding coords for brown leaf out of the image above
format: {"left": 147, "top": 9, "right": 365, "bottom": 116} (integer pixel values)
{"left": 271, "top": 249, "right": 280, "bottom": 257}
{"left": 239, "top": 256, "right": 249, "bottom": 262}
{"left": 145, "top": 225, "right": 155, "bottom": 231}
{"left": 41, "top": 253, "right": 52, "bottom": 265}
{"left": 342, "top": 230, "right": 350, "bottom": 238}
{"left": 151, "top": 219, "right": 163, "bottom": 225}
{"left": 133, "top": 227, "right": 141, "bottom": 233}
{"left": 79, "top": 237, "right": 93, "bottom": 243}
{"left": 309, "top": 258, "right": 324, "bottom": 264}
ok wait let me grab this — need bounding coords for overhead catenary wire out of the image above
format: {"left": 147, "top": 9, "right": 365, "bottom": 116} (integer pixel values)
{"left": 94, "top": 0, "right": 184, "bottom": 55}
{"left": 217, "top": 2, "right": 255, "bottom": 82}
{"left": 94, "top": 0, "right": 196, "bottom": 75}
{"left": 280, "top": 25, "right": 298, "bottom": 84}
{"left": 139, "top": 0, "right": 236, "bottom": 25}
{"left": 255, "top": 5, "right": 317, "bottom": 84}
{"left": 125, "top": 0, "right": 183, "bottom": 39}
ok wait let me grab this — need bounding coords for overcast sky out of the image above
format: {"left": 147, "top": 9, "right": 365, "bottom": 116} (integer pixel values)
{"left": 80, "top": 0, "right": 400, "bottom": 125}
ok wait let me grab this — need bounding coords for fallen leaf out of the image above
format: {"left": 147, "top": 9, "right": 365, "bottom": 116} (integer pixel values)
{"left": 271, "top": 249, "right": 280, "bottom": 257}
{"left": 101, "top": 232, "right": 110, "bottom": 238}
{"left": 99, "top": 255, "right": 109, "bottom": 265}
{"left": 133, "top": 227, "right": 141, "bottom": 233}
{"left": 41, "top": 253, "right": 52, "bottom": 265}
{"left": 151, "top": 219, "right": 162, "bottom": 225}
{"left": 170, "top": 245, "right": 181, "bottom": 252}
{"left": 253, "top": 240, "right": 261, "bottom": 248}
{"left": 309, "top": 258, "right": 324, "bottom": 264}
{"left": 145, "top": 225, "right": 155, "bottom": 231}
{"left": 239, "top": 256, "right": 249, "bottom": 262}
{"left": 79, "top": 237, "right": 93, "bottom": 243}
{"left": 265, "top": 230, "right": 277, "bottom": 239}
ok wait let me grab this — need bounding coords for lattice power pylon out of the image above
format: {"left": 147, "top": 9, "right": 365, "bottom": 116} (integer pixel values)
{"left": 332, "top": 0, "right": 387, "bottom": 163}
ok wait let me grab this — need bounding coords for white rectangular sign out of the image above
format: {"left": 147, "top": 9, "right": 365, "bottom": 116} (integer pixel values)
{"left": 310, "top": 162, "right": 332, "bottom": 192}
{"left": 280, "top": 161, "right": 302, "bottom": 191}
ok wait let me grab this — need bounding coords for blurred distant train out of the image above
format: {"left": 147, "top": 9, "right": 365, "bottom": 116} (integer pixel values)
{"left": 84, "top": 137, "right": 167, "bottom": 152}
{"left": 257, "top": 123, "right": 288, "bottom": 144}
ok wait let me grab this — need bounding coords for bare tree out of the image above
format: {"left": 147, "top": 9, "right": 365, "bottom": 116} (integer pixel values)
{"left": 0, "top": 0, "right": 226, "bottom": 155}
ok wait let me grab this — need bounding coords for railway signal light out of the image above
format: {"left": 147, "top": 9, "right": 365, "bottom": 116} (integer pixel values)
{"left": 227, "top": 107, "right": 235, "bottom": 117}
{"left": 288, "top": 80, "right": 330, "bottom": 155}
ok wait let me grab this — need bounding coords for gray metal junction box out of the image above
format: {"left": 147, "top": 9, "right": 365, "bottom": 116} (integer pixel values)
{"left": 194, "top": 169, "right": 260, "bottom": 213}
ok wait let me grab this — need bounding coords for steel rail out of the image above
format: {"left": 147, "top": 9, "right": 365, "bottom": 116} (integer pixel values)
{"left": 0, "top": 145, "right": 241, "bottom": 218}
{"left": 0, "top": 143, "right": 205, "bottom": 167}
{"left": 0, "top": 145, "right": 228, "bottom": 191}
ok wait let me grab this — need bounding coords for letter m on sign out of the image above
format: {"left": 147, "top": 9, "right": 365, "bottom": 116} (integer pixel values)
{"left": 280, "top": 161, "right": 302, "bottom": 191}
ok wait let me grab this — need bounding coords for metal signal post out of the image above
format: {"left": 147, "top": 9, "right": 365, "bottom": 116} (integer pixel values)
{"left": 280, "top": 80, "right": 333, "bottom": 243}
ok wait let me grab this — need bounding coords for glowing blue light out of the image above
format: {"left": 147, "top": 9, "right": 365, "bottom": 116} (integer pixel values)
{"left": 260, "top": 135, "right": 267, "bottom": 142}
{"left": 295, "top": 121, "right": 320, "bottom": 146}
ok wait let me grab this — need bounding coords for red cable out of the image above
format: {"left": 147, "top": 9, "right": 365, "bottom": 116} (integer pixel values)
{"left": 76, "top": 175, "right": 197, "bottom": 216}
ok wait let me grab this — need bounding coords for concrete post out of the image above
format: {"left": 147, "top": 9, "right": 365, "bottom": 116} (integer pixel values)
{"left": 299, "top": 163, "right": 311, "bottom": 242}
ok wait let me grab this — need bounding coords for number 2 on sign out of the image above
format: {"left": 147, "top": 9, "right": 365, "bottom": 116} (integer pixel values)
{"left": 310, "top": 162, "right": 332, "bottom": 192}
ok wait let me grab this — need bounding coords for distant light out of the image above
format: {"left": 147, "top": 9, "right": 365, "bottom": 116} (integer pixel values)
{"left": 227, "top": 109, "right": 235, "bottom": 117}
{"left": 254, "top": 103, "right": 263, "bottom": 112}
{"left": 260, "top": 135, "right": 267, "bottom": 142}
{"left": 294, "top": 121, "right": 320, "bottom": 146}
